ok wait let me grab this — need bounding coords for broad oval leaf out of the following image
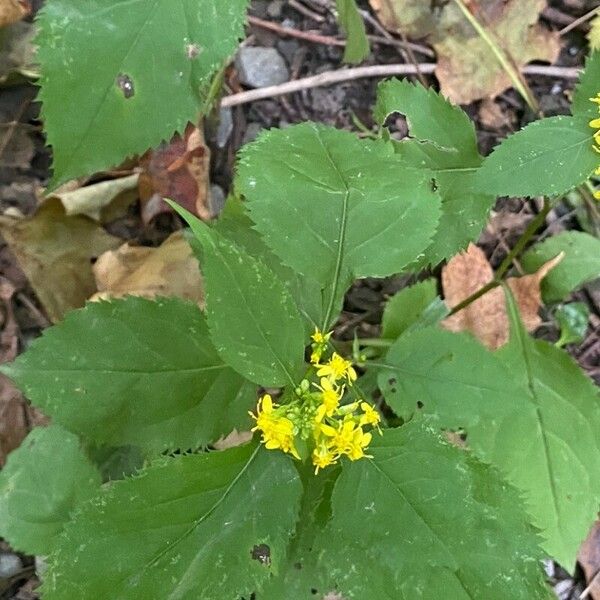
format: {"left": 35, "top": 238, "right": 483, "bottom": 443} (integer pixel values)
{"left": 522, "top": 231, "right": 600, "bottom": 302}
{"left": 38, "top": 0, "right": 249, "bottom": 187}
{"left": 375, "top": 80, "right": 494, "bottom": 264}
{"left": 170, "top": 202, "right": 305, "bottom": 387}
{"left": 265, "top": 422, "right": 551, "bottom": 599}
{"left": 475, "top": 115, "right": 598, "bottom": 198}
{"left": 43, "top": 445, "right": 302, "bottom": 600}
{"left": 0, "top": 425, "right": 100, "bottom": 555}
{"left": 1, "top": 297, "right": 256, "bottom": 453}
{"left": 236, "top": 123, "right": 441, "bottom": 328}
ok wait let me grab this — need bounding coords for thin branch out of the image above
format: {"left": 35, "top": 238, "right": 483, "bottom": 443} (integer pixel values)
{"left": 559, "top": 6, "right": 600, "bottom": 36}
{"left": 221, "top": 63, "right": 580, "bottom": 108}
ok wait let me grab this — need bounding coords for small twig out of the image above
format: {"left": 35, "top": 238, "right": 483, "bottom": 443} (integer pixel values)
{"left": 289, "top": 0, "right": 326, "bottom": 22}
{"left": 248, "top": 15, "right": 345, "bottom": 46}
{"left": 221, "top": 63, "right": 580, "bottom": 108}
{"left": 559, "top": 6, "right": 600, "bottom": 36}
{"left": 581, "top": 567, "right": 600, "bottom": 599}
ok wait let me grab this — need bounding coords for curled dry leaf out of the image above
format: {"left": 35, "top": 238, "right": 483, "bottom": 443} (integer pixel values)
{"left": 91, "top": 231, "right": 204, "bottom": 305}
{"left": 139, "top": 124, "right": 213, "bottom": 224}
{"left": 369, "top": 0, "right": 559, "bottom": 104}
{"left": 578, "top": 520, "right": 600, "bottom": 600}
{"left": 0, "top": 0, "right": 30, "bottom": 27}
{"left": 47, "top": 174, "right": 139, "bottom": 221}
{"left": 212, "top": 429, "right": 253, "bottom": 451}
{"left": 442, "top": 243, "right": 563, "bottom": 349}
{"left": 0, "top": 199, "right": 120, "bottom": 322}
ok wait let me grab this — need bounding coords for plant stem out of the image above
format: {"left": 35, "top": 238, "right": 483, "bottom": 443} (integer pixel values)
{"left": 448, "top": 197, "right": 551, "bottom": 316}
{"left": 452, "top": 0, "right": 539, "bottom": 113}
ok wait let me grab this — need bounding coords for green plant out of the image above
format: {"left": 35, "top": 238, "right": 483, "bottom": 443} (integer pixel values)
{"left": 2, "top": 2, "right": 600, "bottom": 596}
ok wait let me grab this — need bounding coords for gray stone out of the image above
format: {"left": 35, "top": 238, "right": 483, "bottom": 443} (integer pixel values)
{"left": 209, "top": 184, "right": 226, "bottom": 216}
{"left": 267, "top": 0, "right": 284, "bottom": 17}
{"left": 216, "top": 107, "right": 233, "bottom": 149}
{"left": 0, "top": 553, "right": 22, "bottom": 578}
{"left": 242, "top": 122, "right": 263, "bottom": 146}
{"left": 235, "top": 47, "right": 289, "bottom": 89}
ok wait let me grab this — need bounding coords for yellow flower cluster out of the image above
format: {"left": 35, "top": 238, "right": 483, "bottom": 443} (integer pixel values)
{"left": 249, "top": 328, "right": 382, "bottom": 473}
{"left": 589, "top": 93, "right": 600, "bottom": 200}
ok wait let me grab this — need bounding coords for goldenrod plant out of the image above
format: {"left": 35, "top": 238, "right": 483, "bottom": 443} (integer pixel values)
{"left": 1, "top": 1, "right": 600, "bottom": 597}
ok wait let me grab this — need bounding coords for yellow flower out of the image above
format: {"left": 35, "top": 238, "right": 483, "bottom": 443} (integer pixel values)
{"left": 312, "top": 442, "right": 338, "bottom": 473}
{"left": 249, "top": 394, "right": 300, "bottom": 459}
{"left": 317, "top": 353, "right": 357, "bottom": 384}
{"left": 317, "top": 377, "right": 342, "bottom": 416}
{"left": 359, "top": 402, "right": 381, "bottom": 429}
{"left": 320, "top": 419, "right": 372, "bottom": 461}
{"left": 311, "top": 328, "right": 332, "bottom": 345}
{"left": 310, "top": 328, "right": 332, "bottom": 365}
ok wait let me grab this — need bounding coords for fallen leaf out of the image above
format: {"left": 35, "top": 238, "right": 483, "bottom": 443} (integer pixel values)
{"left": 90, "top": 231, "right": 204, "bottom": 304}
{"left": 369, "top": 0, "right": 559, "bottom": 104}
{"left": 0, "top": 199, "right": 120, "bottom": 322}
{"left": 0, "top": 21, "right": 36, "bottom": 83}
{"left": 442, "top": 243, "right": 562, "bottom": 349}
{"left": 0, "top": 123, "right": 34, "bottom": 169}
{"left": 212, "top": 429, "right": 253, "bottom": 450}
{"left": 0, "top": 0, "right": 29, "bottom": 28}
{"left": 579, "top": 520, "right": 600, "bottom": 600}
{"left": 139, "top": 124, "right": 213, "bottom": 223}
{"left": 47, "top": 173, "right": 139, "bottom": 221}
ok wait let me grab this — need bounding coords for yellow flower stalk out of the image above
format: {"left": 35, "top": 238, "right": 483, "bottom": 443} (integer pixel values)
{"left": 249, "top": 394, "right": 300, "bottom": 459}
{"left": 589, "top": 93, "right": 600, "bottom": 199}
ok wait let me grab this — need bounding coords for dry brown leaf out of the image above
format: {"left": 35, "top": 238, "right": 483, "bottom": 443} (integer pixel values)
{"left": 369, "top": 0, "right": 559, "bottom": 104}
{"left": 91, "top": 231, "right": 204, "bottom": 305}
{"left": 442, "top": 243, "right": 562, "bottom": 349}
{"left": 0, "top": 199, "right": 121, "bottom": 322}
{"left": 212, "top": 429, "right": 253, "bottom": 451}
{"left": 0, "top": 0, "right": 29, "bottom": 27}
{"left": 579, "top": 520, "right": 600, "bottom": 599}
{"left": 47, "top": 174, "right": 139, "bottom": 221}
{"left": 139, "top": 124, "right": 213, "bottom": 224}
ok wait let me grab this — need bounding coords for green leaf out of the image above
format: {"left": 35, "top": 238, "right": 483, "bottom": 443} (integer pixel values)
{"left": 555, "top": 302, "right": 589, "bottom": 347}
{"left": 572, "top": 51, "right": 600, "bottom": 120}
{"left": 266, "top": 422, "right": 550, "bottom": 599}
{"left": 43, "top": 444, "right": 303, "bottom": 600}
{"left": 379, "top": 306, "right": 600, "bottom": 570}
{"left": 336, "top": 0, "right": 370, "bottom": 64}
{"left": 375, "top": 79, "right": 480, "bottom": 162}
{"left": 212, "top": 196, "right": 324, "bottom": 329}
{"left": 170, "top": 202, "right": 305, "bottom": 387}
{"left": 37, "top": 0, "right": 248, "bottom": 187}
{"left": 1, "top": 297, "right": 255, "bottom": 453}
{"left": 0, "top": 425, "right": 100, "bottom": 555}
{"left": 381, "top": 279, "right": 445, "bottom": 339}
{"left": 495, "top": 291, "right": 600, "bottom": 569}
{"left": 376, "top": 79, "right": 494, "bottom": 264}
{"left": 236, "top": 123, "right": 441, "bottom": 328}
{"left": 522, "top": 231, "right": 600, "bottom": 302}
{"left": 475, "top": 115, "right": 599, "bottom": 197}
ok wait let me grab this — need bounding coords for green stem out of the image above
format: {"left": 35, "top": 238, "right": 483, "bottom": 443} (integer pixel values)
{"left": 448, "top": 197, "right": 551, "bottom": 317}
{"left": 452, "top": 0, "right": 539, "bottom": 113}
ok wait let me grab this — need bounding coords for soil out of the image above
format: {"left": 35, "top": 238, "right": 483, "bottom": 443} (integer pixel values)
{"left": 0, "top": 0, "right": 599, "bottom": 598}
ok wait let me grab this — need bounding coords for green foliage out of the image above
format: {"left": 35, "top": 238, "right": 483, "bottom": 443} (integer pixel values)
{"left": 381, "top": 279, "right": 446, "bottom": 339}
{"left": 37, "top": 0, "right": 249, "bottom": 187}
{"left": 265, "top": 422, "right": 550, "bottom": 599}
{"left": 555, "top": 302, "right": 590, "bottom": 347}
{"left": 237, "top": 123, "right": 441, "bottom": 326}
{"left": 475, "top": 115, "right": 598, "bottom": 198}
{"left": 170, "top": 202, "right": 306, "bottom": 387}
{"left": 43, "top": 444, "right": 302, "bottom": 599}
{"left": 336, "top": 0, "right": 370, "bottom": 64}
{"left": 522, "top": 231, "right": 600, "bottom": 302}
{"left": 375, "top": 79, "right": 495, "bottom": 264}
{"left": 0, "top": 297, "right": 256, "bottom": 453}
{"left": 572, "top": 51, "right": 600, "bottom": 120}
{"left": 379, "top": 295, "right": 600, "bottom": 570}
{"left": 0, "top": 425, "right": 100, "bottom": 555}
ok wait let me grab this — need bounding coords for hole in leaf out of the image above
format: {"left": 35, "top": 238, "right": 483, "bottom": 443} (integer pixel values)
{"left": 116, "top": 73, "right": 135, "bottom": 99}
{"left": 416, "top": 401, "right": 424, "bottom": 409}
{"left": 251, "top": 543, "right": 271, "bottom": 566}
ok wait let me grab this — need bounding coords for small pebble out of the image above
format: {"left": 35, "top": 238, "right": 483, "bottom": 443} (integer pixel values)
{"left": 235, "top": 47, "right": 289, "bottom": 88}
{"left": 0, "top": 553, "right": 23, "bottom": 578}
{"left": 216, "top": 107, "right": 233, "bottom": 149}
